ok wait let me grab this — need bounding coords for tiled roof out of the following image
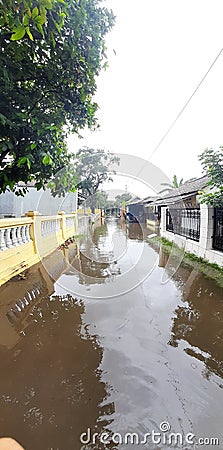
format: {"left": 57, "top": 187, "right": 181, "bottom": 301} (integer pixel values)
{"left": 144, "top": 175, "right": 210, "bottom": 206}
{"left": 125, "top": 196, "right": 141, "bottom": 205}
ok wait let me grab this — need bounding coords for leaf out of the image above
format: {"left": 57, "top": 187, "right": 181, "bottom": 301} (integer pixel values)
{"left": 32, "top": 7, "right": 39, "bottom": 19}
{"left": 26, "top": 158, "right": 31, "bottom": 169}
{"left": 0, "top": 114, "right": 7, "bottom": 126}
{"left": 47, "top": 180, "right": 56, "bottom": 190}
{"left": 0, "top": 17, "right": 6, "bottom": 26}
{"left": 35, "top": 181, "right": 43, "bottom": 190}
{"left": 23, "top": 14, "right": 29, "bottom": 26}
{"left": 11, "top": 25, "right": 26, "bottom": 41}
{"left": 17, "top": 156, "right": 31, "bottom": 169}
{"left": 43, "top": 0, "right": 53, "bottom": 10}
{"left": 0, "top": 143, "right": 8, "bottom": 151}
{"left": 42, "top": 154, "right": 53, "bottom": 165}
{"left": 31, "top": 143, "right": 37, "bottom": 150}
{"left": 35, "top": 13, "right": 46, "bottom": 26}
{"left": 25, "top": 26, "right": 34, "bottom": 40}
{"left": 36, "top": 22, "right": 44, "bottom": 36}
{"left": 17, "top": 157, "right": 27, "bottom": 167}
{"left": 27, "top": 8, "right": 32, "bottom": 18}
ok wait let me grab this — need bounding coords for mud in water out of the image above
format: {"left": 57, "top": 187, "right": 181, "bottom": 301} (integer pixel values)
{"left": 0, "top": 219, "right": 223, "bottom": 449}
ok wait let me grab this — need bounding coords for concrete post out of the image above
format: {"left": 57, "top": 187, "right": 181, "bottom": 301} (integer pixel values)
{"left": 199, "top": 204, "right": 214, "bottom": 255}
{"left": 71, "top": 212, "right": 77, "bottom": 234}
{"left": 25, "top": 210, "right": 41, "bottom": 254}
{"left": 205, "top": 205, "right": 214, "bottom": 250}
{"left": 160, "top": 206, "right": 167, "bottom": 236}
{"left": 58, "top": 211, "right": 66, "bottom": 240}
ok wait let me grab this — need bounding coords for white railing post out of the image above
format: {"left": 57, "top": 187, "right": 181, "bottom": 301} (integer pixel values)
{"left": 11, "top": 227, "right": 19, "bottom": 246}
{"left": 25, "top": 224, "right": 31, "bottom": 242}
{"left": 5, "top": 228, "right": 13, "bottom": 248}
{"left": 21, "top": 225, "right": 27, "bottom": 243}
{"left": 0, "top": 229, "right": 6, "bottom": 251}
{"left": 16, "top": 226, "right": 23, "bottom": 245}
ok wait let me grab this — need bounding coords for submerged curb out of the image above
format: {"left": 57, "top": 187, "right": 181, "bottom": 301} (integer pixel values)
{"left": 146, "top": 236, "right": 223, "bottom": 288}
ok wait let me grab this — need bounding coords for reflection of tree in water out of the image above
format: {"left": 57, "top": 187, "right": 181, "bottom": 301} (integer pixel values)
{"left": 0, "top": 295, "right": 115, "bottom": 450}
{"left": 72, "top": 252, "right": 121, "bottom": 286}
{"left": 67, "top": 222, "right": 122, "bottom": 285}
{"left": 168, "top": 266, "right": 223, "bottom": 380}
{"left": 92, "top": 224, "right": 108, "bottom": 243}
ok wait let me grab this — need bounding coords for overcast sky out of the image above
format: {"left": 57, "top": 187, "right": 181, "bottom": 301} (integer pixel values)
{"left": 68, "top": 0, "right": 223, "bottom": 197}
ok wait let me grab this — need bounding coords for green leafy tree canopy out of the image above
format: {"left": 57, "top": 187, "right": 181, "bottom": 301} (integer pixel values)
{"left": 160, "top": 174, "right": 184, "bottom": 192}
{"left": 114, "top": 192, "right": 133, "bottom": 208}
{"left": 198, "top": 147, "right": 223, "bottom": 206}
{"left": 84, "top": 190, "right": 109, "bottom": 209}
{"left": 0, "top": 0, "right": 115, "bottom": 194}
{"left": 76, "top": 147, "right": 119, "bottom": 207}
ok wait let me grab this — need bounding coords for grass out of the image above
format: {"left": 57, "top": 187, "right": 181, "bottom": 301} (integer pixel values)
{"left": 146, "top": 235, "right": 223, "bottom": 288}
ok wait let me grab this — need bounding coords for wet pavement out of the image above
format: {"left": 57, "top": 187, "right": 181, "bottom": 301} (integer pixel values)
{"left": 0, "top": 218, "right": 223, "bottom": 449}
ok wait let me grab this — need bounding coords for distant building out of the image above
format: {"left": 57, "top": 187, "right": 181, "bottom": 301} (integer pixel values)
{"left": 150, "top": 175, "right": 223, "bottom": 266}
{"left": 0, "top": 184, "right": 77, "bottom": 218}
{"left": 125, "top": 197, "right": 145, "bottom": 223}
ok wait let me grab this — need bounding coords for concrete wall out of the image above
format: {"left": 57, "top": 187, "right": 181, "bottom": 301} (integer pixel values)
{"left": 0, "top": 188, "right": 77, "bottom": 218}
{"left": 160, "top": 205, "right": 223, "bottom": 266}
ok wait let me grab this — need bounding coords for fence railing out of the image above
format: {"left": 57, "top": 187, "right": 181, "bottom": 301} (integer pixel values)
{"left": 0, "top": 210, "right": 101, "bottom": 286}
{"left": 0, "top": 217, "right": 33, "bottom": 251}
{"left": 166, "top": 208, "right": 201, "bottom": 242}
{"left": 41, "top": 218, "right": 61, "bottom": 237}
{"left": 213, "top": 207, "right": 223, "bottom": 252}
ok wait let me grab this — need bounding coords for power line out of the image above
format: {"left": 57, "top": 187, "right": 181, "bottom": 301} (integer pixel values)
{"left": 148, "top": 47, "right": 223, "bottom": 160}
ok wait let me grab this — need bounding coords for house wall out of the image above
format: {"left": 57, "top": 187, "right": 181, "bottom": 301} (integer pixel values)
{"left": 0, "top": 188, "right": 77, "bottom": 218}
{"left": 126, "top": 203, "right": 145, "bottom": 222}
{"left": 160, "top": 204, "right": 223, "bottom": 266}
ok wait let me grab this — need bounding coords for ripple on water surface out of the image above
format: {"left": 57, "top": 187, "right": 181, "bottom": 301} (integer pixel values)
{"left": 0, "top": 220, "right": 223, "bottom": 449}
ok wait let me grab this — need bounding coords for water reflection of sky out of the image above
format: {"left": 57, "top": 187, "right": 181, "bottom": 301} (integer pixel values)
{"left": 0, "top": 220, "right": 223, "bottom": 449}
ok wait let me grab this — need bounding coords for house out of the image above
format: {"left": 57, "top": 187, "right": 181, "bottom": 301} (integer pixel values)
{"left": 151, "top": 176, "right": 223, "bottom": 266}
{"left": 125, "top": 197, "right": 145, "bottom": 223}
{"left": 141, "top": 195, "right": 161, "bottom": 228}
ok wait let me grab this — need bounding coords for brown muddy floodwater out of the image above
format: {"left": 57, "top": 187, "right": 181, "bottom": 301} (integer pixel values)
{"left": 0, "top": 219, "right": 223, "bottom": 450}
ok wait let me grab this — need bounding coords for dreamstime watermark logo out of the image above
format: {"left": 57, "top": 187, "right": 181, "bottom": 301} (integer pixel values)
{"left": 80, "top": 422, "right": 220, "bottom": 447}
{"left": 36, "top": 154, "right": 188, "bottom": 299}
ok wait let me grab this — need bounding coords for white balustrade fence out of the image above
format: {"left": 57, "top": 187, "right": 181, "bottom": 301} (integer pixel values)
{"left": 66, "top": 217, "right": 75, "bottom": 229}
{"left": 0, "top": 212, "right": 101, "bottom": 254}
{"left": 41, "top": 219, "right": 60, "bottom": 237}
{"left": 0, "top": 224, "right": 31, "bottom": 251}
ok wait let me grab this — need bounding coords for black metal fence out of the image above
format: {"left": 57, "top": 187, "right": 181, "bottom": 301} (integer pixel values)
{"left": 213, "top": 207, "right": 223, "bottom": 252}
{"left": 166, "top": 208, "right": 200, "bottom": 241}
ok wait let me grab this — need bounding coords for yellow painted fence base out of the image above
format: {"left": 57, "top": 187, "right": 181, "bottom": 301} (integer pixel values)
{"left": 0, "top": 210, "right": 100, "bottom": 287}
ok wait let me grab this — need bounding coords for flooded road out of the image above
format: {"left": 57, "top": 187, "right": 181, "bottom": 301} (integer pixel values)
{"left": 0, "top": 219, "right": 223, "bottom": 449}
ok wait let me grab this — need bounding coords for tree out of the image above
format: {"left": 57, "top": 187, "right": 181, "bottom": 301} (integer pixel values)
{"left": 0, "top": 0, "right": 115, "bottom": 194}
{"left": 160, "top": 174, "right": 184, "bottom": 192}
{"left": 76, "top": 147, "right": 119, "bottom": 209}
{"left": 114, "top": 192, "right": 132, "bottom": 208}
{"left": 198, "top": 147, "right": 223, "bottom": 206}
{"left": 84, "top": 190, "right": 109, "bottom": 209}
